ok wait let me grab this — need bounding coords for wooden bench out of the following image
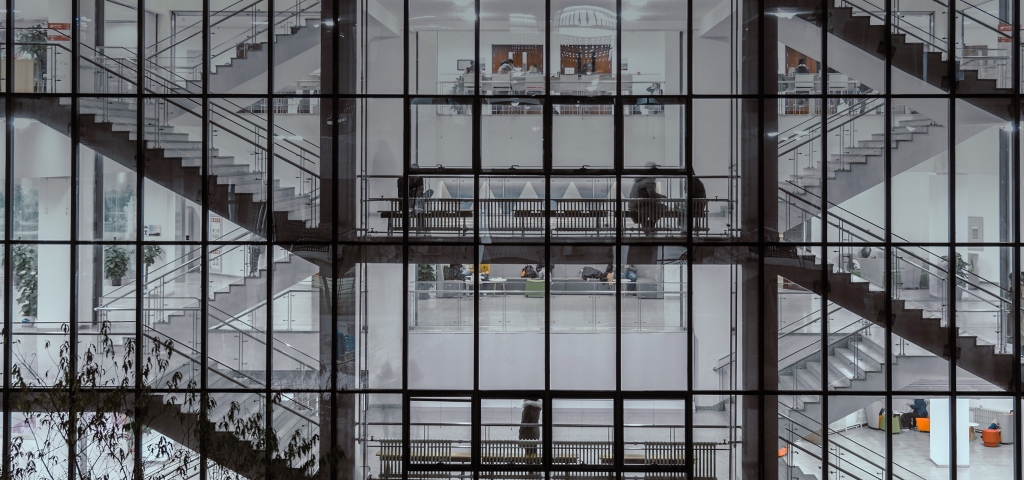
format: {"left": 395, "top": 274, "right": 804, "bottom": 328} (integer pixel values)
{"left": 379, "top": 210, "right": 473, "bottom": 235}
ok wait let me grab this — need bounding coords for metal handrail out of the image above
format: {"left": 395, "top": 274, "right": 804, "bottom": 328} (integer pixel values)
{"left": 778, "top": 317, "right": 876, "bottom": 373}
{"left": 778, "top": 97, "right": 891, "bottom": 157}
{"left": 778, "top": 409, "right": 926, "bottom": 480}
{"left": 146, "top": 0, "right": 264, "bottom": 59}
{"left": 101, "top": 226, "right": 248, "bottom": 301}
{"left": 778, "top": 305, "right": 845, "bottom": 339}
{"left": 841, "top": 0, "right": 949, "bottom": 54}
{"left": 99, "top": 228, "right": 253, "bottom": 308}
{"left": 142, "top": 324, "right": 320, "bottom": 426}
{"left": 778, "top": 181, "right": 1011, "bottom": 304}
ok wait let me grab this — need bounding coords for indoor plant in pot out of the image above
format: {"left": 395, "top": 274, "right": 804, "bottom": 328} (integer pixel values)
{"left": 142, "top": 244, "right": 164, "bottom": 284}
{"left": 417, "top": 264, "right": 436, "bottom": 300}
{"left": 104, "top": 245, "right": 130, "bottom": 286}
{"left": 941, "top": 252, "right": 971, "bottom": 301}
{"left": 12, "top": 244, "right": 37, "bottom": 323}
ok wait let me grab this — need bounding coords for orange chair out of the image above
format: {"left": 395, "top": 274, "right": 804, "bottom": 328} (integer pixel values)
{"left": 916, "top": 417, "right": 930, "bottom": 432}
{"left": 982, "top": 429, "right": 1001, "bottom": 447}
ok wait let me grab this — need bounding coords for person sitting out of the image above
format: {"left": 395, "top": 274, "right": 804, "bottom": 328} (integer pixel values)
{"left": 527, "top": 64, "right": 542, "bottom": 75}
{"left": 497, "top": 59, "right": 515, "bottom": 74}
{"left": 794, "top": 58, "right": 810, "bottom": 74}
{"left": 605, "top": 264, "right": 638, "bottom": 291}
{"left": 628, "top": 163, "right": 667, "bottom": 236}
{"left": 901, "top": 399, "right": 928, "bottom": 430}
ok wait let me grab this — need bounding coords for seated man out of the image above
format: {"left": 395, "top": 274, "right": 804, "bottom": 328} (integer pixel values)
{"left": 628, "top": 164, "right": 667, "bottom": 236}
{"left": 901, "top": 399, "right": 928, "bottom": 429}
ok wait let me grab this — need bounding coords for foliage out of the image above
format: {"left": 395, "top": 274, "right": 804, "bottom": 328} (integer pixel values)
{"left": 142, "top": 245, "right": 164, "bottom": 270}
{"left": 6, "top": 321, "right": 340, "bottom": 479}
{"left": 941, "top": 252, "right": 973, "bottom": 287}
{"left": 16, "top": 25, "right": 47, "bottom": 60}
{"left": 417, "top": 263, "right": 436, "bottom": 282}
{"left": 103, "top": 246, "right": 130, "bottom": 281}
{"left": 12, "top": 244, "right": 37, "bottom": 317}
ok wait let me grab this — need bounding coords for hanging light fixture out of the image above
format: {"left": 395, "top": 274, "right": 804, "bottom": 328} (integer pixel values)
{"left": 554, "top": 6, "right": 616, "bottom": 39}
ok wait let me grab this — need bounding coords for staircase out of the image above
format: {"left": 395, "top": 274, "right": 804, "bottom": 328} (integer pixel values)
{"left": 769, "top": 253, "right": 1016, "bottom": 391}
{"left": 785, "top": 0, "right": 1014, "bottom": 118}
{"left": 144, "top": 339, "right": 319, "bottom": 478}
{"left": 146, "top": 249, "right": 319, "bottom": 338}
{"left": 141, "top": 0, "right": 322, "bottom": 99}
{"left": 782, "top": 112, "right": 945, "bottom": 205}
{"left": 17, "top": 96, "right": 321, "bottom": 242}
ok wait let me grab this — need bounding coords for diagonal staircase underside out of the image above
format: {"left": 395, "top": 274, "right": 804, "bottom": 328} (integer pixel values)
{"left": 15, "top": 96, "right": 323, "bottom": 244}
{"left": 768, "top": 256, "right": 1017, "bottom": 391}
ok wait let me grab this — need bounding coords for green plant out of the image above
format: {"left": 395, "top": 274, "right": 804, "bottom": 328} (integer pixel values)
{"left": 12, "top": 244, "right": 37, "bottom": 317}
{"left": 104, "top": 245, "right": 130, "bottom": 281}
{"left": 417, "top": 264, "right": 436, "bottom": 282}
{"left": 941, "top": 252, "right": 972, "bottom": 288}
{"left": 7, "top": 321, "right": 338, "bottom": 479}
{"left": 16, "top": 24, "right": 47, "bottom": 87}
{"left": 143, "top": 245, "right": 164, "bottom": 271}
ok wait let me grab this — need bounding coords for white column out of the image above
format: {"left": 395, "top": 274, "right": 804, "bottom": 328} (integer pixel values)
{"left": 930, "top": 398, "right": 970, "bottom": 467}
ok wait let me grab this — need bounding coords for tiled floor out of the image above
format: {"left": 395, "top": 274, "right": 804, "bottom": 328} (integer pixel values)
{"left": 789, "top": 425, "right": 1016, "bottom": 480}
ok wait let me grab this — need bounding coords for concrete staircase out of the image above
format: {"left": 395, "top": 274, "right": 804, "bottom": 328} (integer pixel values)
{"left": 149, "top": 251, "right": 318, "bottom": 342}
{"left": 783, "top": 0, "right": 1014, "bottom": 117}
{"left": 16, "top": 96, "right": 321, "bottom": 243}
{"left": 145, "top": 362, "right": 318, "bottom": 478}
{"left": 769, "top": 255, "right": 1016, "bottom": 391}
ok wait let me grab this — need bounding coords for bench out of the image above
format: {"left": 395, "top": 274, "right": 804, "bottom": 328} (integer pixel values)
{"left": 379, "top": 210, "right": 473, "bottom": 235}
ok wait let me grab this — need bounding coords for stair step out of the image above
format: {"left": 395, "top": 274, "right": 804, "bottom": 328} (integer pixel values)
{"left": 871, "top": 133, "right": 915, "bottom": 141}
{"left": 851, "top": 336, "right": 887, "bottom": 364}
{"left": 841, "top": 147, "right": 882, "bottom": 155}
{"left": 796, "top": 366, "right": 822, "bottom": 390}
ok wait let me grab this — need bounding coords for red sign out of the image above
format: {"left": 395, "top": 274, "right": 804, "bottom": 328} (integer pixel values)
{"left": 998, "top": 36, "right": 1013, "bottom": 42}
{"left": 48, "top": 22, "right": 71, "bottom": 30}
{"left": 999, "top": 23, "right": 1013, "bottom": 32}
{"left": 47, "top": 22, "right": 71, "bottom": 41}
{"left": 47, "top": 35, "right": 70, "bottom": 41}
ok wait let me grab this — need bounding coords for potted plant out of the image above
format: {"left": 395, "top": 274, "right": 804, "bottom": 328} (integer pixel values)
{"left": 16, "top": 25, "right": 47, "bottom": 91}
{"left": 104, "top": 245, "right": 130, "bottom": 286}
{"left": 142, "top": 244, "right": 164, "bottom": 283}
{"left": 941, "top": 253, "right": 971, "bottom": 301}
{"left": 416, "top": 264, "right": 436, "bottom": 300}
{"left": 12, "top": 244, "right": 37, "bottom": 322}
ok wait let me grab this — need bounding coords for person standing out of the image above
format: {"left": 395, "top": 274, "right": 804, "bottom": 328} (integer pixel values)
{"left": 519, "top": 398, "right": 543, "bottom": 458}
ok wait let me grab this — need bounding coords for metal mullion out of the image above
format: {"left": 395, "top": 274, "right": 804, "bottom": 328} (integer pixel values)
{"left": 265, "top": 0, "right": 277, "bottom": 472}
{"left": 683, "top": 0, "right": 694, "bottom": 472}
{"left": 200, "top": 0, "right": 212, "bottom": 476}
{"left": 56, "top": 0, "right": 82, "bottom": 477}
{"left": 401, "top": 0, "right": 411, "bottom": 475}
{"left": 818, "top": 0, "right": 831, "bottom": 475}
{"left": 131, "top": 0, "right": 146, "bottom": 476}
{"left": 613, "top": 0, "right": 625, "bottom": 475}
{"left": 883, "top": 0, "right": 893, "bottom": 475}
{"left": 1014, "top": 3, "right": 1022, "bottom": 475}
{"left": 947, "top": 0, "right": 958, "bottom": 464}
{"left": 1, "top": 0, "right": 11, "bottom": 472}
{"left": 471, "top": 1, "right": 481, "bottom": 476}
{"left": 329, "top": 0, "right": 340, "bottom": 476}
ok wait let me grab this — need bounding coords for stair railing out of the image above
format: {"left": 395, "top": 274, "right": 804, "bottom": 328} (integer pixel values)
{"left": 99, "top": 226, "right": 251, "bottom": 309}
{"left": 779, "top": 318, "right": 877, "bottom": 381}
{"left": 141, "top": 320, "right": 319, "bottom": 427}
{"left": 839, "top": 0, "right": 949, "bottom": 54}
{"left": 778, "top": 410, "right": 924, "bottom": 480}
{"left": 780, "top": 184, "right": 1017, "bottom": 353}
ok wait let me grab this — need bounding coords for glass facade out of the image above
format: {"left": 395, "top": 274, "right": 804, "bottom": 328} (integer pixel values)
{"left": 0, "top": 0, "right": 1022, "bottom": 479}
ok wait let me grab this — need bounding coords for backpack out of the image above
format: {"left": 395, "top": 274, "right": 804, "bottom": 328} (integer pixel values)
{"left": 580, "top": 266, "right": 605, "bottom": 281}
{"left": 521, "top": 265, "right": 538, "bottom": 278}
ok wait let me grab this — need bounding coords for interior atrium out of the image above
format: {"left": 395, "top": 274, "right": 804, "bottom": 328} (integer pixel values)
{"left": 0, "top": 0, "right": 1022, "bottom": 479}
